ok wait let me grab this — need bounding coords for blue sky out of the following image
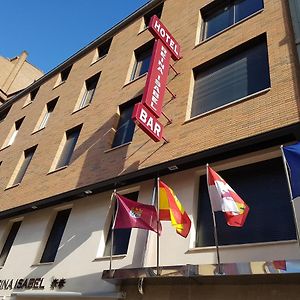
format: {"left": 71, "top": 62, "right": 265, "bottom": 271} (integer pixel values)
{"left": 0, "top": 0, "right": 149, "bottom": 73}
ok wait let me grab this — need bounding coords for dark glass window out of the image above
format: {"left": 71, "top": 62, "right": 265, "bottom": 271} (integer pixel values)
{"left": 56, "top": 125, "right": 82, "bottom": 169}
{"left": 13, "top": 146, "right": 37, "bottom": 185}
{"left": 112, "top": 97, "right": 141, "bottom": 148}
{"left": 196, "top": 158, "right": 296, "bottom": 247}
{"left": 0, "top": 106, "right": 11, "bottom": 123}
{"left": 143, "top": 3, "right": 164, "bottom": 28}
{"left": 38, "top": 98, "right": 58, "bottom": 130}
{"left": 0, "top": 221, "right": 22, "bottom": 266}
{"left": 97, "top": 38, "right": 112, "bottom": 59}
{"left": 60, "top": 65, "right": 72, "bottom": 82}
{"left": 191, "top": 36, "right": 270, "bottom": 117}
{"left": 131, "top": 40, "right": 154, "bottom": 81}
{"left": 30, "top": 87, "right": 39, "bottom": 102}
{"left": 79, "top": 73, "right": 100, "bottom": 108}
{"left": 5, "top": 117, "right": 25, "bottom": 147}
{"left": 201, "top": 0, "right": 263, "bottom": 40}
{"left": 40, "top": 209, "right": 71, "bottom": 263}
{"left": 104, "top": 192, "right": 139, "bottom": 256}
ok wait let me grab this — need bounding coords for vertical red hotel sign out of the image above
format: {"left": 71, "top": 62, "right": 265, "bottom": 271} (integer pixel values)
{"left": 142, "top": 39, "right": 171, "bottom": 118}
{"left": 132, "top": 15, "right": 181, "bottom": 142}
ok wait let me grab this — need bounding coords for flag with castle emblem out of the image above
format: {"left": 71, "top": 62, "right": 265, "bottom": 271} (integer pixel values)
{"left": 207, "top": 165, "right": 249, "bottom": 227}
{"left": 113, "top": 193, "right": 161, "bottom": 234}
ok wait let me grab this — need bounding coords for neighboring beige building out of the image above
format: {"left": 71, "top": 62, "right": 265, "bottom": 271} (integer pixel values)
{"left": 0, "top": 51, "right": 43, "bottom": 104}
{"left": 0, "top": 0, "right": 298, "bottom": 299}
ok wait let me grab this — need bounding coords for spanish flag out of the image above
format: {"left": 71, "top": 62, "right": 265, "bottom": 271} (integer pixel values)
{"left": 159, "top": 180, "right": 191, "bottom": 238}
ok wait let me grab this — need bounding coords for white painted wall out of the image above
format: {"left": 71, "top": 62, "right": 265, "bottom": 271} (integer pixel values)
{"left": 0, "top": 149, "right": 299, "bottom": 297}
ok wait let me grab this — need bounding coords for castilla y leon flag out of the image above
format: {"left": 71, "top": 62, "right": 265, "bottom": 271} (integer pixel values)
{"left": 207, "top": 165, "right": 249, "bottom": 227}
{"left": 113, "top": 193, "right": 161, "bottom": 234}
{"left": 159, "top": 181, "right": 191, "bottom": 238}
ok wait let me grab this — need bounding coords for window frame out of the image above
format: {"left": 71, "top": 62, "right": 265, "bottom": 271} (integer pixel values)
{"left": 189, "top": 34, "right": 270, "bottom": 119}
{"left": 8, "top": 145, "right": 37, "bottom": 187}
{"left": 200, "top": 0, "right": 264, "bottom": 42}
{"left": 34, "top": 98, "right": 58, "bottom": 132}
{"left": 103, "top": 191, "right": 139, "bottom": 257}
{"left": 76, "top": 73, "right": 101, "bottom": 110}
{"left": 52, "top": 124, "right": 82, "bottom": 171}
{"left": 111, "top": 96, "right": 141, "bottom": 149}
{"left": 1, "top": 117, "right": 25, "bottom": 149}
{"left": 130, "top": 40, "right": 154, "bottom": 82}
{"left": 0, "top": 220, "right": 22, "bottom": 266}
{"left": 195, "top": 156, "right": 296, "bottom": 248}
{"left": 40, "top": 208, "right": 72, "bottom": 263}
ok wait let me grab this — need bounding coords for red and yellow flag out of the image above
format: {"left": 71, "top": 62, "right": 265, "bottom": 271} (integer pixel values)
{"left": 159, "top": 180, "right": 191, "bottom": 238}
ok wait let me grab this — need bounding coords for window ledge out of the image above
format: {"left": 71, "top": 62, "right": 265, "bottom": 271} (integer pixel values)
{"left": 31, "top": 127, "right": 46, "bottom": 135}
{"left": 138, "top": 26, "right": 148, "bottom": 35}
{"left": 31, "top": 262, "right": 53, "bottom": 267}
{"left": 72, "top": 104, "right": 90, "bottom": 115}
{"left": 195, "top": 9, "right": 264, "bottom": 48}
{"left": 184, "top": 87, "right": 271, "bottom": 124}
{"left": 93, "top": 254, "right": 126, "bottom": 262}
{"left": 47, "top": 165, "right": 68, "bottom": 175}
{"left": 104, "top": 142, "right": 132, "bottom": 153}
{"left": 187, "top": 239, "right": 298, "bottom": 253}
{"left": 123, "top": 72, "right": 147, "bottom": 88}
{"left": 0, "top": 144, "right": 11, "bottom": 152}
{"left": 5, "top": 183, "right": 20, "bottom": 191}
{"left": 53, "top": 80, "right": 66, "bottom": 90}
{"left": 22, "top": 101, "right": 32, "bottom": 109}
{"left": 90, "top": 55, "right": 107, "bottom": 66}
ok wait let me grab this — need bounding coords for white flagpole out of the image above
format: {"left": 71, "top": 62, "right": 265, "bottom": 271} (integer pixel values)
{"left": 109, "top": 189, "right": 117, "bottom": 273}
{"left": 156, "top": 176, "right": 161, "bottom": 276}
{"left": 207, "top": 164, "right": 223, "bottom": 275}
{"left": 141, "top": 179, "right": 157, "bottom": 268}
{"left": 280, "top": 146, "right": 300, "bottom": 246}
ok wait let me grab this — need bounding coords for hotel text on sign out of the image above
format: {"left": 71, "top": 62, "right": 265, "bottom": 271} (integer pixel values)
{"left": 148, "top": 15, "right": 181, "bottom": 61}
{"left": 132, "top": 103, "right": 164, "bottom": 142}
{"left": 142, "top": 39, "right": 171, "bottom": 118}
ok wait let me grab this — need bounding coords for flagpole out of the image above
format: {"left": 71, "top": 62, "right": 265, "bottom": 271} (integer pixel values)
{"left": 280, "top": 145, "right": 300, "bottom": 246}
{"left": 156, "top": 176, "right": 161, "bottom": 276}
{"left": 141, "top": 179, "right": 157, "bottom": 268}
{"left": 109, "top": 189, "right": 117, "bottom": 273}
{"left": 211, "top": 210, "right": 223, "bottom": 274}
{"left": 207, "top": 164, "right": 223, "bottom": 275}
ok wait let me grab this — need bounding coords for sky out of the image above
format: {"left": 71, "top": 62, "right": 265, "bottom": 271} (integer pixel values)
{"left": 0, "top": 0, "right": 149, "bottom": 73}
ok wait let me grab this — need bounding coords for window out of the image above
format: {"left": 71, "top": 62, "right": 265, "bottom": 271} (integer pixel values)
{"left": 97, "top": 38, "right": 112, "bottom": 59}
{"left": 40, "top": 208, "right": 71, "bottom": 263}
{"left": 2, "top": 117, "right": 25, "bottom": 149}
{"left": 35, "top": 98, "right": 58, "bottom": 131}
{"left": 0, "top": 106, "right": 11, "bottom": 123}
{"left": 201, "top": 0, "right": 264, "bottom": 40}
{"left": 55, "top": 125, "right": 82, "bottom": 169}
{"left": 0, "top": 221, "right": 22, "bottom": 266}
{"left": 143, "top": 3, "right": 164, "bottom": 28}
{"left": 60, "top": 65, "right": 72, "bottom": 82}
{"left": 191, "top": 36, "right": 270, "bottom": 117}
{"left": 24, "top": 87, "right": 39, "bottom": 106}
{"left": 104, "top": 192, "right": 139, "bottom": 256}
{"left": 78, "top": 73, "right": 100, "bottom": 109}
{"left": 11, "top": 146, "right": 37, "bottom": 186}
{"left": 130, "top": 40, "right": 154, "bottom": 81}
{"left": 112, "top": 97, "right": 141, "bottom": 148}
{"left": 196, "top": 158, "right": 296, "bottom": 247}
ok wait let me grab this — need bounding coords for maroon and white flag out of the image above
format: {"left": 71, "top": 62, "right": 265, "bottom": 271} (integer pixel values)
{"left": 207, "top": 165, "right": 249, "bottom": 227}
{"left": 113, "top": 193, "right": 161, "bottom": 234}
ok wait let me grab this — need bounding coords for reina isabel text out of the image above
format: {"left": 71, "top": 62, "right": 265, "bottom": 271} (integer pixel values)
{"left": 0, "top": 277, "right": 45, "bottom": 290}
